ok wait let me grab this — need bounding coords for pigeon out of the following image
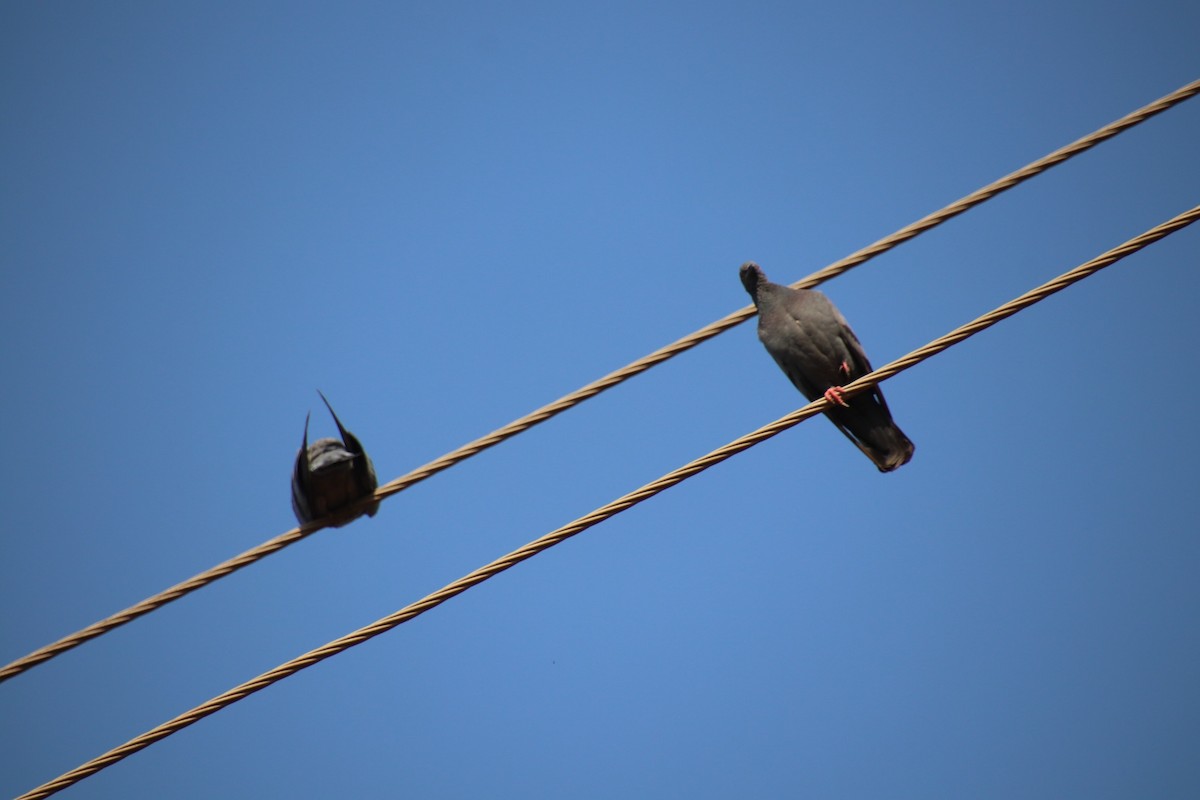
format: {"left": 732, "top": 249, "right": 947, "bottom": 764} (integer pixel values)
{"left": 291, "top": 391, "right": 380, "bottom": 525}
{"left": 739, "top": 261, "right": 914, "bottom": 472}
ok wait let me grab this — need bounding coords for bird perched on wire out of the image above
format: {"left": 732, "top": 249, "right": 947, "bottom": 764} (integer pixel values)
{"left": 291, "top": 391, "right": 380, "bottom": 526}
{"left": 739, "top": 261, "right": 914, "bottom": 472}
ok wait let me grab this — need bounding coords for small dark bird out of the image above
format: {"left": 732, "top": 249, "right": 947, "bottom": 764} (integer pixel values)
{"left": 291, "top": 391, "right": 380, "bottom": 525}
{"left": 739, "top": 261, "right": 914, "bottom": 472}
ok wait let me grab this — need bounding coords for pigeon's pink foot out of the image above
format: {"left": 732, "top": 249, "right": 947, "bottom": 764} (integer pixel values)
{"left": 839, "top": 360, "right": 852, "bottom": 377}
{"left": 824, "top": 386, "right": 850, "bottom": 408}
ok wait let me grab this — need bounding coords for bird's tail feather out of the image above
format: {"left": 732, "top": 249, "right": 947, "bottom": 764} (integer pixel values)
{"left": 826, "top": 391, "right": 915, "bottom": 473}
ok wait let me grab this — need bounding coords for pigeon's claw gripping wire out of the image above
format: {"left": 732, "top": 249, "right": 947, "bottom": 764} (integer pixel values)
{"left": 823, "top": 386, "right": 850, "bottom": 408}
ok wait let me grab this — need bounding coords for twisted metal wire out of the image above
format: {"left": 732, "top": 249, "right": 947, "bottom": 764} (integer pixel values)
{"left": 18, "top": 203, "right": 1199, "bottom": 800}
{"left": 3, "top": 77, "right": 1197, "bottom": 684}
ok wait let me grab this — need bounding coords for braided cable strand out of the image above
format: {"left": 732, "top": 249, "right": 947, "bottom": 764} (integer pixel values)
{"left": 366, "top": 75, "right": 1200, "bottom": 482}
{"left": 0, "top": 524, "right": 322, "bottom": 681}
{"left": 3, "top": 78, "right": 1197, "bottom": 684}
{"left": 18, "top": 204, "right": 1200, "bottom": 800}
{"left": 793, "top": 79, "right": 1200, "bottom": 290}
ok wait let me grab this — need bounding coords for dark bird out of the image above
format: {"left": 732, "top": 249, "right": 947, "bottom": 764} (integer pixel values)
{"left": 739, "top": 261, "right": 914, "bottom": 472}
{"left": 291, "top": 391, "right": 380, "bottom": 525}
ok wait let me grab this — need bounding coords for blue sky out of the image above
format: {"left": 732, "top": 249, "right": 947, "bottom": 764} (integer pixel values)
{"left": 2, "top": 2, "right": 1198, "bottom": 797}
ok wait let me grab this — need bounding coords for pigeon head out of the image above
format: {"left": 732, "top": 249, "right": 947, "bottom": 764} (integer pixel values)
{"left": 305, "top": 438, "right": 361, "bottom": 474}
{"left": 739, "top": 261, "right": 767, "bottom": 297}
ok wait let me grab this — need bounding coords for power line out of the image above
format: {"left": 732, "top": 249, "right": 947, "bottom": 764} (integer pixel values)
{"left": 9, "top": 80, "right": 1200, "bottom": 685}
{"left": 18, "top": 203, "right": 1199, "bottom": 800}
{"left": 3, "top": 78, "right": 1196, "bottom": 684}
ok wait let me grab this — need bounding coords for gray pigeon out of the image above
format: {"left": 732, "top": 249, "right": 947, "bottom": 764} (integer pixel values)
{"left": 291, "top": 391, "right": 380, "bottom": 525}
{"left": 739, "top": 262, "right": 914, "bottom": 472}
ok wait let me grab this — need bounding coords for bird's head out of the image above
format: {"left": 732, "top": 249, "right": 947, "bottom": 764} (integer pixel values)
{"left": 739, "top": 261, "right": 766, "bottom": 297}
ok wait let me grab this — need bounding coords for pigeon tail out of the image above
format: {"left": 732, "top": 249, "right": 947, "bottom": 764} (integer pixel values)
{"left": 824, "top": 392, "right": 914, "bottom": 473}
